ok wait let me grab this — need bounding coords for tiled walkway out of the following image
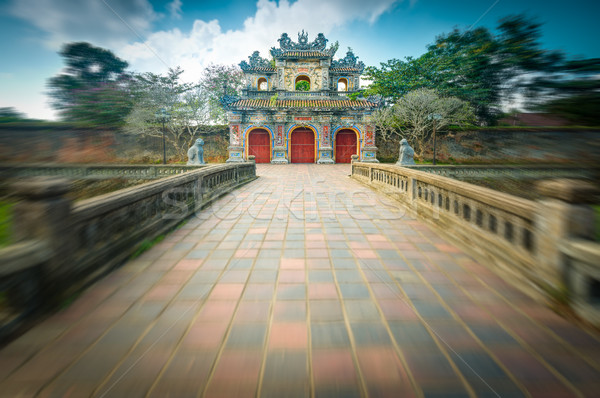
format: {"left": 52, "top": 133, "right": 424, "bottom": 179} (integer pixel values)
{"left": 1, "top": 164, "right": 600, "bottom": 397}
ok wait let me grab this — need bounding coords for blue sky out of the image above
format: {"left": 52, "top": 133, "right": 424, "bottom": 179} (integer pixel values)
{"left": 1, "top": 0, "right": 599, "bottom": 120}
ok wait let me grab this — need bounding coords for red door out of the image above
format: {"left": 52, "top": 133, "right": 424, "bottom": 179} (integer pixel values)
{"left": 335, "top": 130, "right": 357, "bottom": 163}
{"left": 248, "top": 129, "right": 270, "bottom": 163}
{"left": 290, "top": 128, "right": 315, "bottom": 163}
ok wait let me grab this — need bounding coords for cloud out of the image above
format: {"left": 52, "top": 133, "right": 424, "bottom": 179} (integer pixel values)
{"left": 120, "top": 0, "right": 401, "bottom": 81}
{"left": 167, "top": 0, "right": 183, "bottom": 19}
{"left": 9, "top": 0, "right": 158, "bottom": 49}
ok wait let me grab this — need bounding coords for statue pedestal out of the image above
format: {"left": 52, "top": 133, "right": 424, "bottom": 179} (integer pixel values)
{"left": 271, "top": 146, "right": 288, "bottom": 164}
{"left": 226, "top": 146, "right": 245, "bottom": 163}
{"left": 361, "top": 146, "right": 379, "bottom": 163}
{"left": 317, "top": 147, "right": 335, "bottom": 164}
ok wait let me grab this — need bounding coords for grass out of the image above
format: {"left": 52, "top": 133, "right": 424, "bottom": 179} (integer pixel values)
{"left": 594, "top": 205, "right": 600, "bottom": 242}
{"left": 130, "top": 234, "right": 166, "bottom": 260}
{"left": 0, "top": 201, "right": 13, "bottom": 248}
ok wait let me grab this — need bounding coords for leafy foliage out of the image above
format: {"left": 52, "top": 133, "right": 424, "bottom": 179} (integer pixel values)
{"left": 364, "top": 15, "right": 573, "bottom": 124}
{"left": 125, "top": 67, "right": 210, "bottom": 161}
{"left": 0, "top": 201, "right": 13, "bottom": 248}
{"left": 529, "top": 58, "right": 600, "bottom": 125}
{"left": 372, "top": 88, "right": 475, "bottom": 156}
{"left": 47, "top": 42, "right": 132, "bottom": 127}
{"left": 199, "top": 64, "right": 244, "bottom": 124}
{"left": 295, "top": 80, "right": 310, "bottom": 91}
{"left": 0, "top": 107, "right": 28, "bottom": 123}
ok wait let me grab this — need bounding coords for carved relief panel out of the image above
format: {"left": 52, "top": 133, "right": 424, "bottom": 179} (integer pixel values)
{"left": 364, "top": 125, "right": 375, "bottom": 147}
{"left": 275, "top": 125, "right": 284, "bottom": 147}
{"left": 321, "top": 125, "right": 331, "bottom": 147}
{"left": 230, "top": 124, "right": 241, "bottom": 145}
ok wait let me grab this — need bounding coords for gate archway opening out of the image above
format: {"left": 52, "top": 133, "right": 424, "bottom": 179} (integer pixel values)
{"left": 335, "top": 129, "right": 358, "bottom": 163}
{"left": 247, "top": 128, "right": 271, "bottom": 163}
{"left": 290, "top": 127, "right": 315, "bottom": 163}
{"left": 295, "top": 75, "right": 310, "bottom": 91}
{"left": 257, "top": 77, "right": 268, "bottom": 91}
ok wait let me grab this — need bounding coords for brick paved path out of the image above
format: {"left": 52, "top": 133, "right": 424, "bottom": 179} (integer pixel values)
{"left": 1, "top": 164, "right": 600, "bottom": 397}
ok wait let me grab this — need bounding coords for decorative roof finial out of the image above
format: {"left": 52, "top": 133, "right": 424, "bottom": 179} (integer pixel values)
{"left": 270, "top": 31, "right": 336, "bottom": 57}
{"left": 298, "top": 30, "right": 308, "bottom": 45}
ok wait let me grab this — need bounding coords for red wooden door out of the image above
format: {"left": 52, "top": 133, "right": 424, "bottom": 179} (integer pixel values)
{"left": 248, "top": 129, "right": 270, "bottom": 163}
{"left": 290, "top": 128, "right": 315, "bottom": 163}
{"left": 335, "top": 130, "right": 357, "bottom": 163}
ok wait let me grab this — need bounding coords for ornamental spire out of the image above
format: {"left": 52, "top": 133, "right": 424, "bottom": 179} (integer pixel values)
{"left": 270, "top": 31, "right": 337, "bottom": 57}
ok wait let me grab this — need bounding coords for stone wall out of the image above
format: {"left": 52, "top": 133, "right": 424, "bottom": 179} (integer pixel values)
{"left": 351, "top": 162, "right": 600, "bottom": 325}
{"left": 376, "top": 129, "right": 600, "bottom": 164}
{"left": 0, "top": 123, "right": 230, "bottom": 163}
{"left": 0, "top": 163, "right": 256, "bottom": 340}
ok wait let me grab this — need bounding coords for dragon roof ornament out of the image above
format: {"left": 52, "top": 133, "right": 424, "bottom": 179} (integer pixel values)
{"left": 239, "top": 51, "right": 273, "bottom": 71}
{"left": 270, "top": 31, "right": 338, "bottom": 57}
{"left": 331, "top": 48, "right": 365, "bottom": 73}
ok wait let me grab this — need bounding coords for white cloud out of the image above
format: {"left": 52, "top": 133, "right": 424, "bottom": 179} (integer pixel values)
{"left": 119, "top": 0, "right": 402, "bottom": 81}
{"left": 167, "top": 0, "right": 183, "bottom": 19}
{"left": 6, "top": 0, "right": 401, "bottom": 119}
{"left": 9, "top": 0, "right": 158, "bottom": 49}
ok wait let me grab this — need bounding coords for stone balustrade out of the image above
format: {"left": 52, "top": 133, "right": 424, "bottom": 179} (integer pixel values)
{"left": 244, "top": 90, "right": 352, "bottom": 99}
{"left": 0, "top": 163, "right": 208, "bottom": 180}
{"left": 352, "top": 162, "right": 600, "bottom": 324}
{"left": 0, "top": 163, "right": 256, "bottom": 339}
{"left": 404, "top": 164, "right": 597, "bottom": 180}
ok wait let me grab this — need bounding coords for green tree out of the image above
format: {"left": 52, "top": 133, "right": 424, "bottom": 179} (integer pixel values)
{"left": 364, "top": 15, "right": 565, "bottom": 123}
{"left": 295, "top": 80, "right": 310, "bottom": 91}
{"left": 199, "top": 64, "right": 244, "bottom": 124}
{"left": 0, "top": 107, "right": 27, "bottom": 122}
{"left": 372, "top": 88, "right": 475, "bottom": 157}
{"left": 529, "top": 58, "right": 600, "bottom": 125}
{"left": 48, "top": 42, "right": 132, "bottom": 127}
{"left": 125, "top": 67, "right": 210, "bottom": 160}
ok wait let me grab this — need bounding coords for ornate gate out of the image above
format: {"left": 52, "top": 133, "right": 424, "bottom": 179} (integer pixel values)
{"left": 290, "top": 128, "right": 315, "bottom": 163}
{"left": 335, "top": 130, "right": 358, "bottom": 163}
{"left": 247, "top": 129, "right": 271, "bottom": 163}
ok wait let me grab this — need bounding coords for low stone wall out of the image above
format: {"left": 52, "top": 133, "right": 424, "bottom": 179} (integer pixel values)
{"left": 560, "top": 239, "right": 600, "bottom": 325}
{"left": 0, "top": 163, "right": 256, "bottom": 340}
{"left": 0, "top": 123, "right": 230, "bottom": 163}
{"left": 351, "top": 162, "right": 600, "bottom": 324}
{"left": 404, "top": 164, "right": 598, "bottom": 180}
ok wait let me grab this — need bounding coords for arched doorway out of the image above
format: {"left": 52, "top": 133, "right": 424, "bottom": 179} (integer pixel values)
{"left": 290, "top": 128, "right": 315, "bottom": 163}
{"left": 295, "top": 75, "right": 310, "bottom": 91}
{"left": 247, "top": 129, "right": 271, "bottom": 163}
{"left": 335, "top": 129, "right": 358, "bottom": 163}
{"left": 257, "top": 77, "right": 268, "bottom": 91}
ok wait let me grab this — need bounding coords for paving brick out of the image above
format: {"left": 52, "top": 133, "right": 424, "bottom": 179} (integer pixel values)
{"left": 261, "top": 349, "right": 309, "bottom": 397}
{"left": 311, "top": 322, "right": 351, "bottom": 348}
{"left": 312, "top": 348, "right": 359, "bottom": 394}
{"left": 276, "top": 283, "right": 306, "bottom": 300}
{"left": 205, "top": 349, "right": 262, "bottom": 398}
{"left": 269, "top": 322, "right": 308, "bottom": 349}
{"left": 3, "top": 164, "right": 600, "bottom": 398}
{"left": 270, "top": 300, "right": 307, "bottom": 323}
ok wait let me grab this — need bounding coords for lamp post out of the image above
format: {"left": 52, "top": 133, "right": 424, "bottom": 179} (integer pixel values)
{"left": 427, "top": 113, "right": 442, "bottom": 165}
{"left": 155, "top": 108, "right": 170, "bottom": 164}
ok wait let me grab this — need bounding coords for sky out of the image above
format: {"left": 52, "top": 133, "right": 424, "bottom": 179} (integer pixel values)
{"left": 0, "top": 0, "right": 599, "bottom": 120}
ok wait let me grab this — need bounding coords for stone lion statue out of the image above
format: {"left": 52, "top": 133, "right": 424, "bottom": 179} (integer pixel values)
{"left": 187, "top": 138, "right": 205, "bottom": 165}
{"left": 397, "top": 138, "right": 415, "bottom": 165}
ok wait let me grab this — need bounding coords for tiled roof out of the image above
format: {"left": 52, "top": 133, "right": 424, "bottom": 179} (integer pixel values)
{"left": 281, "top": 50, "right": 329, "bottom": 58}
{"left": 245, "top": 66, "right": 277, "bottom": 72}
{"left": 229, "top": 99, "right": 377, "bottom": 109}
{"left": 330, "top": 67, "right": 361, "bottom": 73}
